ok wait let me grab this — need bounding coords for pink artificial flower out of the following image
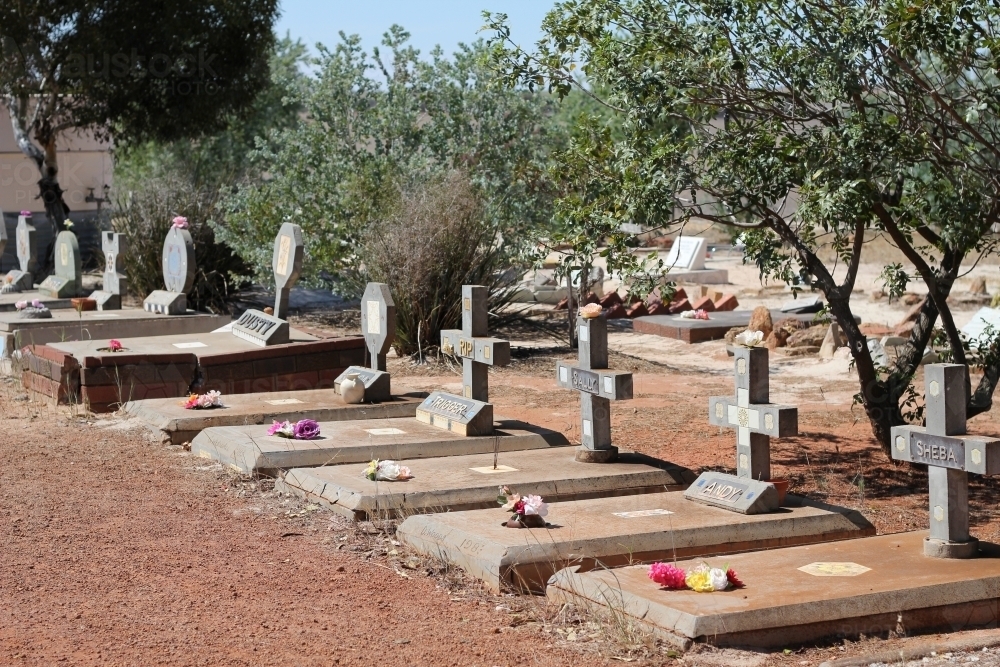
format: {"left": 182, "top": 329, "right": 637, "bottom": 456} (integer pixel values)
{"left": 693, "top": 309, "right": 710, "bottom": 320}
{"left": 268, "top": 420, "right": 294, "bottom": 437}
{"left": 649, "top": 562, "right": 687, "bottom": 589}
{"left": 14, "top": 300, "right": 27, "bottom": 310}
{"left": 31, "top": 299, "right": 43, "bottom": 309}
{"left": 172, "top": 216, "right": 189, "bottom": 229}
{"left": 108, "top": 339, "right": 123, "bottom": 352}
{"left": 183, "top": 394, "right": 199, "bottom": 410}
{"left": 20, "top": 211, "right": 31, "bottom": 217}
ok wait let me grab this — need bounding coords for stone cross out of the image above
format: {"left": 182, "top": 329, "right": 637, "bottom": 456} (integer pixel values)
{"left": 272, "top": 222, "right": 304, "bottom": 320}
{"left": 102, "top": 232, "right": 126, "bottom": 296}
{"left": 440, "top": 285, "right": 511, "bottom": 402}
{"left": 556, "top": 314, "right": 633, "bottom": 462}
{"left": 38, "top": 231, "right": 82, "bottom": 298}
{"left": 892, "top": 364, "right": 1000, "bottom": 558}
{"left": 16, "top": 214, "right": 37, "bottom": 275}
{"left": 361, "top": 282, "right": 395, "bottom": 371}
{"left": 707, "top": 346, "right": 798, "bottom": 481}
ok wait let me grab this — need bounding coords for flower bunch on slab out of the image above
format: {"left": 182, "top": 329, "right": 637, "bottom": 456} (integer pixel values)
{"left": 15, "top": 299, "right": 44, "bottom": 311}
{"left": 183, "top": 390, "right": 223, "bottom": 410}
{"left": 498, "top": 486, "right": 548, "bottom": 528}
{"left": 363, "top": 459, "right": 413, "bottom": 481}
{"left": 649, "top": 561, "right": 744, "bottom": 592}
{"left": 679, "top": 309, "right": 710, "bottom": 320}
{"left": 268, "top": 418, "right": 320, "bottom": 440}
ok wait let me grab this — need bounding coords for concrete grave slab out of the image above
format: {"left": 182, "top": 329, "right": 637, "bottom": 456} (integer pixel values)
{"left": 1, "top": 307, "right": 228, "bottom": 356}
{"left": 191, "top": 416, "right": 570, "bottom": 476}
{"left": 277, "top": 448, "right": 691, "bottom": 520}
{"left": 128, "top": 387, "right": 428, "bottom": 445}
{"left": 397, "top": 491, "right": 874, "bottom": 593}
{"left": 546, "top": 531, "right": 1000, "bottom": 650}
{"left": 634, "top": 310, "right": 830, "bottom": 344}
{"left": 0, "top": 293, "right": 72, "bottom": 312}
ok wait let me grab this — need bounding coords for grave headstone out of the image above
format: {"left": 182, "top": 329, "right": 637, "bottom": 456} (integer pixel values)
{"left": 37, "top": 231, "right": 82, "bottom": 298}
{"left": 90, "top": 232, "right": 127, "bottom": 310}
{"left": 143, "top": 225, "right": 195, "bottom": 315}
{"left": 891, "top": 364, "right": 1000, "bottom": 558}
{"left": 230, "top": 223, "right": 304, "bottom": 346}
{"left": 686, "top": 345, "right": 798, "bottom": 512}
{"left": 3, "top": 214, "right": 38, "bottom": 293}
{"left": 0, "top": 212, "right": 6, "bottom": 260}
{"left": 271, "top": 222, "right": 304, "bottom": 320}
{"left": 415, "top": 285, "right": 510, "bottom": 435}
{"left": 664, "top": 236, "right": 707, "bottom": 271}
{"left": 556, "top": 314, "right": 633, "bottom": 462}
{"left": 334, "top": 282, "right": 396, "bottom": 402}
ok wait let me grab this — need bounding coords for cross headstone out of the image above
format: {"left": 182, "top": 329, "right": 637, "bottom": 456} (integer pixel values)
{"left": 272, "top": 222, "right": 304, "bottom": 320}
{"left": 334, "top": 282, "right": 396, "bottom": 402}
{"left": 38, "top": 231, "right": 82, "bottom": 298}
{"left": 230, "top": 223, "right": 304, "bottom": 347}
{"left": 555, "top": 314, "right": 633, "bottom": 462}
{"left": 892, "top": 364, "right": 1000, "bottom": 558}
{"left": 685, "top": 345, "right": 799, "bottom": 513}
{"left": 90, "top": 232, "right": 127, "bottom": 310}
{"left": 415, "top": 285, "right": 510, "bottom": 436}
{"left": 3, "top": 214, "right": 37, "bottom": 293}
{"left": 143, "top": 225, "right": 196, "bottom": 315}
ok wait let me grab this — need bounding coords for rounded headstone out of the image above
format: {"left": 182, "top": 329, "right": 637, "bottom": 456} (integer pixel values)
{"left": 53, "top": 231, "right": 81, "bottom": 280}
{"left": 272, "top": 222, "right": 304, "bottom": 291}
{"left": 162, "top": 226, "right": 196, "bottom": 293}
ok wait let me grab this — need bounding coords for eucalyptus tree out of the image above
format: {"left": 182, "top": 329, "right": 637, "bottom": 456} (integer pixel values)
{"left": 487, "top": 0, "right": 1000, "bottom": 454}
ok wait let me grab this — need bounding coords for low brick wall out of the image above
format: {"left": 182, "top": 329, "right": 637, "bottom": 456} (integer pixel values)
{"left": 21, "top": 336, "right": 365, "bottom": 413}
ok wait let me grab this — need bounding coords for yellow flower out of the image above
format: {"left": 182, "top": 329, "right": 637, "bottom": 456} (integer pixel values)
{"left": 685, "top": 568, "right": 715, "bottom": 593}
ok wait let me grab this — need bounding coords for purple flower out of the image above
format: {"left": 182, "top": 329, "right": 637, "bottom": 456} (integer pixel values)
{"left": 31, "top": 299, "right": 43, "bottom": 308}
{"left": 20, "top": 211, "right": 31, "bottom": 217}
{"left": 293, "top": 419, "right": 321, "bottom": 440}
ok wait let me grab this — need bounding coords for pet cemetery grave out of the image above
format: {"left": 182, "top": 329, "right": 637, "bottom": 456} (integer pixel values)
{"left": 0, "top": 213, "right": 73, "bottom": 311}
{"left": 191, "top": 284, "right": 568, "bottom": 474}
{"left": 128, "top": 283, "right": 424, "bottom": 445}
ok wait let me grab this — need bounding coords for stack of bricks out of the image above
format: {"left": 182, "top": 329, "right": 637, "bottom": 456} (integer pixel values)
{"left": 20, "top": 337, "right": 365, "bottom": 413}
{"left": 556, "top": 286, "right": 739, "bottom": 318}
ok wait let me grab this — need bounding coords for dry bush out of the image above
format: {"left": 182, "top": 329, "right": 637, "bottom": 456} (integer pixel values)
{"left": 111, "top": 173, "right": 247, "bottom": 313}
{"left": 361, "top": 171, "right": 524, "bottom": 356}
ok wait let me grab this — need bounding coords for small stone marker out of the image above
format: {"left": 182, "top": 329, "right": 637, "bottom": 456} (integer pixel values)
{"left": 230, "top": 223, "right": 304, "bottom": 346}
{"left": 143, "top": 226, "right": 195, "bottom": 315}
{"left": 415, "top": 285, "right": 510, "bottom": 436}
{"left": 335, "top": 282, "right": 396, "bottom": 402}
{"left": 891, "top": 364, "right": 1000, "bottom": 558}
{"left": 271, "top": 222, "right": 304, "bottom": 320}
{"left": 90, "top": 232, "right": 127, "bottom": 310}
{"left": 38, "top": 231, "right": 82, "bottom": 298}
{"left": 4, "top": 214, "right": 38, "bottom": 292}
{"left": 664, "top": 236, "right": 707, "bottom": 271}
{"left": 556, "top": 314, "right": 633, "bottom": 462}
{"left": 686, "top": 345, "right": 798, "bottom": 513}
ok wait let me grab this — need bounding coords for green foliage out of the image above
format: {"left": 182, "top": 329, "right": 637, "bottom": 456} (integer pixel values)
{"left": 216, "top": 28, "right": 559, "bottom": 293}
{"left": 487, "top": 0, "right": 1000, "bottom": 453}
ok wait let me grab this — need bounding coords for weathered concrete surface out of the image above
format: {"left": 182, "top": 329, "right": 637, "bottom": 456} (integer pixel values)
{"left": 1, "top": 308, "right": 228, "bottom": 355}
{"left": 276, "top": 448, "right": 693, "bottom": 520}
{"left": 192, "top": 416, "right": 572, "bottom": 475}
{"left": 397, "top": 492, "right": 874, "bottom": 593}
{"left": 0, "top": 291, "right": 71, "bottom": 311}
{"left": 547, "top": 531, "right": 1000, "bottom": 649}
{"left": 128, "top": 387, "right": 428, "bottom": 445}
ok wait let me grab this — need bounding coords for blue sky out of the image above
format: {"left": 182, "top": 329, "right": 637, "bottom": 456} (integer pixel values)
{"left": 274, "top": 0, "right": 555, "bottom": 58}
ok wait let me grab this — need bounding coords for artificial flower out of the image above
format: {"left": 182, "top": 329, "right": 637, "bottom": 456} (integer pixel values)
{"left": 735, "top": 330, "right": 765, "bottom": 348}
{"left": 31, "top": 299, "right": 43, "bottom": 309}
{"left": 293, "top": 419, "right": 321, "bottom": 440}
{"left": 172, "top": 216, "right": 189, "bottom": 229}
{"left": 709, "top": 567, "right": 730, "bottom": 591}
{"left": 726, "top": 568, "right": 744, "bottom": 589}
{"left": 268, "top": 420, "right": 295, "bottom": 438}
{"left": 63, "top": 219, "right": 74, "bottom": 229}
{"left": 521, "top": 494, "right": 548, "bottom": 517}
{"left": 680, "top": 309, "right": 711, "bottom": 320}
{"left": 363, "top": 459, "right": 413, "bottom": 481}
{"left": 14, "top": 300, "right": 27, "bottom": 310}
{"left": 20, "top": 210, "right": 31, "bottom": 216}
{"left": 108, "top": 339, "right": 123, "bottom": 352}
{"left": 649, "top": 562, "right": 687, "bottom": 589}
{"left": 500, "top": 493, "right": 522, "bottom": 512}
{"left": 685, "top": 565, "right": 716, "bottom": 592}
{"left": 579, "top": 303, "right": 603, "bottom": 319}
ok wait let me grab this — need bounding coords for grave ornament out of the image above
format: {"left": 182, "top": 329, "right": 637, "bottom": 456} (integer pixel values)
{"left": 90, "top": 232, "right": 127, "bottom": 310}
{"left": 2, "top": 213, "right": 38, "bottom": 293}
{"left": 230, "top": 223, "right": 304, "bottom": 347}
{"left": 334, "top": 282, "right": 396, "bottom": 402}
{"left": 143, "top": 224, "right": 196, "bottom": 315}
{"left": 556, "top": 310, "right": 633, "bottom": 462}
{"left": 892, "top": 363, "right": 1000, "bottom": 558}
{"left": 415, "top": 285, "right": 510, "bottom": 436}
{"left": 38, "top": 230, "right": 83, "bottom": 298}
{"left": 685, "top": 340, "right": 798, "bottom": 513}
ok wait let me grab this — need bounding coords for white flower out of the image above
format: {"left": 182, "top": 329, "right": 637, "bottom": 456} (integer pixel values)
{"left": 709, "top": 567, "right": 730, "bottom": 591}
{"left": 198, "top": 390, "right": 223, "bottom": 408}
{"left": 735, "top": 329, "right": 765, "bottom": 348}
{"left": 375, "top": 460, "right": 412, "bottom": 481}
{"left": 679, "top": 310, "right": 695, "bottom": 319}
{"left": 522, "top": 495, "right": 548, "bottom": 517}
